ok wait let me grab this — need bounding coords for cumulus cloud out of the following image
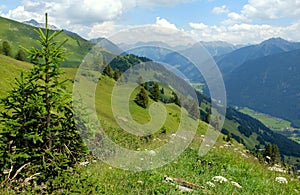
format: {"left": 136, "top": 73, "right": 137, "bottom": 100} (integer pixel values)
{"left": 188, "top": 21, "right": 300, "bottom": 44}
{"left": 212, "top": 5, "right": 229, "bottom": 15}
{"left": 155, "top": 17, "right": 178, "bottom": 30}
{"left": 88, "top": 21, "right": 123, "bottom": 38}
{"left": 241, "top": 0, "right": 300, "bottom": 20}
{"left": 138, "top": 0, "right": 192, "bottom": 7}
{"left": 2, "top": 0, "right": 136, "bottom": 26}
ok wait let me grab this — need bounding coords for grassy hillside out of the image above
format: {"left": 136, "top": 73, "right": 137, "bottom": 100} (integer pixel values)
{"left": 0, "top": 16, "right": 94, "bottom": 67}
{"left": 1, "top": 55, "right": 300, "bottom": 194}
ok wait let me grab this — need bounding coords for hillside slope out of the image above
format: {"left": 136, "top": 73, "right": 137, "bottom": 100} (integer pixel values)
{"left": 0, "top": 16, "right": 94, "bottom": 67}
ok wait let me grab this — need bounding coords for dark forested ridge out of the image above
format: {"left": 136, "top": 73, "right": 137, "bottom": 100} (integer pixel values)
{"left": 224, "top": 108, "right": 300, "bottom": 159}
{"left": 225, "top": 49, "right": 300, "bottom": 128}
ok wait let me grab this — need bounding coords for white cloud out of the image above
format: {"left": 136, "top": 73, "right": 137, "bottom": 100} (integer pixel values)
{"left": 241, "top": 0, "right": 300, "bottom": 20}
{"left": 138, "top": 0, "right": 192, "bottom": 7}
{"left": 155, "top": 17, "right": 178, "bottom": 30}
{"left": 2, "top": 0, "right": 136, "bottom": 26}
{"left": 188, "top": 21, "right": 300, "bottom": 44}
{"left": 2, "top": 5, "right": 43, "bottom": 22}
{"left": 189, "top": 22, "right": 208, "bottom": 30}
{"left": 212, "top": 5, "right": 229, "bottom": 15}
{"left": 88, "top": 21, "right": 122, "bottom": 38}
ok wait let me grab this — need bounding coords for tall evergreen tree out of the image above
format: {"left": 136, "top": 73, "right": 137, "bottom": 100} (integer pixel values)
{"left": 0, "top": 14, "right": 87, "bottom": 190}
{"left": 103, "top": 64, "right": 113, "bottom": 77}
{"left": 15, "top": 49, "right": 27, "bottom": 61}
{"left": 2, "top": 40, "right": 12, "bottom": 57}
{"left": 151, "top": 82, "right": 160, "bottom": 101}
{"left": 135, "top": 87, "right": 149, "bottom": 108}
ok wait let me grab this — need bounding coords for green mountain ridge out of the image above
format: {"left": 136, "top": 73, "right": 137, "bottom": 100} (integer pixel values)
{"left": 0, "top": 16, "right": 94, "bottom": 67}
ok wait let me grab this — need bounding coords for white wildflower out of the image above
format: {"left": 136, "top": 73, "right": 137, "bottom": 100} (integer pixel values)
{"left": 149, "top": 150, "right": 156, "bottom": 156}
{"left": 212, "top": 176, "right": 228, "bottom": 183}
{"left": 266, "top": 156, "right": 271, "bottom": 160}
{"left": 231, "top": 181, "right": 242, "bottom": 189}
{"left": 275, "top": 177, "right": 288, "bottom": 184}
{"left": 79, "top": 161, "right": 89, "bottom": 166}
{"left": 268, "top": 166, "right": 286, "bottom": 173}
{"left": 206, "top": 181, "right": 215, "bottom": 188}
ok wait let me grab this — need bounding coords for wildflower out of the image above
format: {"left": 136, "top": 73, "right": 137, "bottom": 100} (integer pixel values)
{"left": 231, "top": 181, "right": 242, "bottom": 189}
{"left": 212, "top": 176, "right": 228, "bottom": 183}
{"left": 268, "top": 166, "right": 286, "bottom": 173}
{"left": 79, "top": 161, "right": 89, "bottom": 166}
{"left": 275, "top": 177, "right": 288, "bottom": 184}
{"left": 149, "top": 150, "right": 156, "bottom": 156}
{"left": 266, "top": 156, "right": 271, "bottom": 160}
{"left": 206, "top": 181, "right": 215, "bottom": 188}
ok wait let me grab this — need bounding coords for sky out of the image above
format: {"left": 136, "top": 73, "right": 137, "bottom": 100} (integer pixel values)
{"left": 1, "top": 0, "right": 300, "bottom": 44}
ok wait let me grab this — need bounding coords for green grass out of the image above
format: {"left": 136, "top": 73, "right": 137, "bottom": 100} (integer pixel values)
{"left": 55, "top": 140, "right": 300, "bottom": 194}
{"left": 239, "top": 107, "right": 295, "bottom": 130}
{"left": 239, "top": 107, "right": 300, "bottom": 144}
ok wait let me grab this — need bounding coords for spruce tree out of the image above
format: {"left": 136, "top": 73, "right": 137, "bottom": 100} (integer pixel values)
{"left": 15, "top": 49, "right": 27, "bottom": 61}
{"left": 103, "top": 64, "right": 113, "bottom": 77}
{"left": 2, "top": 40, "right": 12, "bottom": 57}
{"left": 0, "top": 14, "right": 87, "bottom": 189}
{"left": 151, "top": 82, "right": 160, "bottom": 101}
{"left": 135, "top": 87, "right": 149, "bottom": 108}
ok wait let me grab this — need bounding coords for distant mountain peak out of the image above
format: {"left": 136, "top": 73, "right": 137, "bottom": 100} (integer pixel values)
{"left": 260, "top": 37, "right": 291, "bottom": 46}
{"left": 23, "top": 19, "right": 59, "bottom": 30}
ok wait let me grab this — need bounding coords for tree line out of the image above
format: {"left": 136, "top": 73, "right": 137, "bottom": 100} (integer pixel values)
{"left": 0, "top": 40, "right": 27, "bottom": 61}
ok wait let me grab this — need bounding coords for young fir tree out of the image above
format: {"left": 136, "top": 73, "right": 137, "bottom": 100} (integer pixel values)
{"left": 135, "top": 87, "right": 149, "bottom": 108}
{"left": 103, "top": 64, "right": 113, "bottom": 78}
{"left": 15, "top": 49, "right": 27, "bottom": 61}
{"left": 151, "top": 82, "right": 160, "bottom": 102}
{"left": 0, "top": 14, "right": 87, "bottom": 189}
{"left": 2, "top": 40, "right": 12, "bottom": 57}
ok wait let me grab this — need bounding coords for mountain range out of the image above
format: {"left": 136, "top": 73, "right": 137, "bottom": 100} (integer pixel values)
{"left": 23, "top": 19, "right": 59, "bottom": 30}
{"left": 216, "top": 37, "right": 300, "bottom": 75}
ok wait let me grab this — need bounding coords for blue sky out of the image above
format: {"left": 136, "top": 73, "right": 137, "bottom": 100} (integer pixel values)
{"left": 1, "top": 0, "right": 300, "bottom": 44}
